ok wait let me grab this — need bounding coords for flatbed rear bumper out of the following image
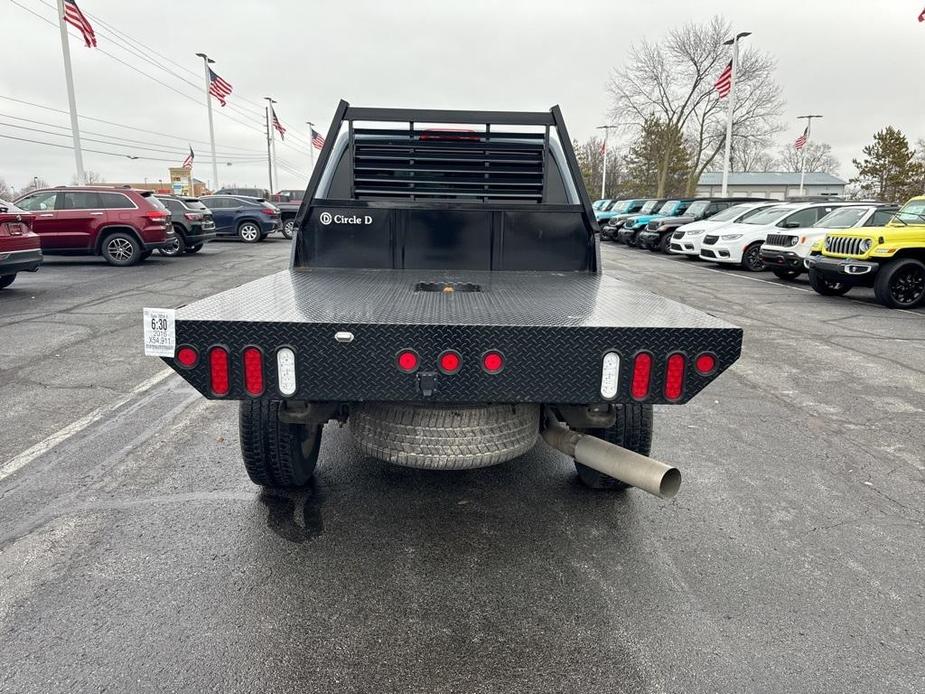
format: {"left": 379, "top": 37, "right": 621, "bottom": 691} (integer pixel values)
{"left": 162, "top": 269, "right": 742, "bottom": 405}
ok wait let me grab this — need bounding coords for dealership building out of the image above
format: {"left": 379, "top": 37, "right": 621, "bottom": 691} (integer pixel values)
{"left": 696, "top": 172, "right": 847, "bottom": 199}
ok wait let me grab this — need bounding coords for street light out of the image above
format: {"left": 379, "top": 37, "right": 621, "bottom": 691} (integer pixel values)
{"left": 720, "top": 31, "right": 751, "bottom": 196}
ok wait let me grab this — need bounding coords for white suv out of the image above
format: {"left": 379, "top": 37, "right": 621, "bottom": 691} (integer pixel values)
{"left": 669, "top": 202, "right": 778, "bottom": 257}
{"left": 759, "top": 204, "right": 898, "bottom": 279}
{"left": 699, "top": 202, "right": 851, "bottom": 271}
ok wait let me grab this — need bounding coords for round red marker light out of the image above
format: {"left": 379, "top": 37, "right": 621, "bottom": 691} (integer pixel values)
{"left": 438, "top": 350, "right": 462, "bottom": 374}
{"left": 176, "top": 346, "right": 198, "bottom": 367}
{"left": 482, "top": 351, "right": 504, "bottom": 374}
{"left": 695, "top": 353, "right": 717, "bottom": 375}
{"left": 397, "top": 349, "right": 419, "bottom": 373}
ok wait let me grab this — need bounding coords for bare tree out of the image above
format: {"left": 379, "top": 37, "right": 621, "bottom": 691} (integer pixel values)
{"left": 0, "top": 179, "right": 14, "bottom": 201}
{"left": 776, "top": 141, "right": 840, "bottom": 175}
{"left": 71, "top": 170, "right": 105, "bottom": 185}
{"left": 16, "top": 177, "right": 48, "bottom": 196}
{"left": 574, "top": 136, "right": 624, "bottom": 199}
{"left": 607, "top": 16, "right": 784, "bottom": 195}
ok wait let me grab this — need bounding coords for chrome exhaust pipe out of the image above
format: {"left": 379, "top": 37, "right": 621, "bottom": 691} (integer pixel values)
{"left": 542, "top": 417, "right": 681, "bottom": 499}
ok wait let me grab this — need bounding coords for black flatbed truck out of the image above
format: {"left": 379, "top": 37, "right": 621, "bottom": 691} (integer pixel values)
{"left": 148, "top": 102, "right": 743, "bottom": 498}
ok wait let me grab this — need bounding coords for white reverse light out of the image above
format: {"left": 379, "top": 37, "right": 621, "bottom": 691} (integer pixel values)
{"left": 277, "top": 348, "right": 297, "bottom": 396}
{"left": 600, "top": 351, "right": 620, "bottom": 399}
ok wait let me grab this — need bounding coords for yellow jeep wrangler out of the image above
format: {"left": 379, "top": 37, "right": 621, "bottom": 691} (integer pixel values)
{"left": 805, "top": 196, "right": 925, "bottom": 308}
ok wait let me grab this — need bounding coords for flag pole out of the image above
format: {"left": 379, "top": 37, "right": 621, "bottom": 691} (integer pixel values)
{"left": 57, "top": 0, "right": 85, "bottom": 185}
{"left": 264, "top": 106, "right": 274, "bottom": 194}
{"left": 796, "top": 114, "right": 822, "bottom": 197}
{"left": 306, "top": 121, "right": 315, "bottom": 173}
{"left": 720, "top": 31, "right": 751, "bottom": 197}
{"left": 196, "top": 53, "right": 219, "bottom": 191}
{"left": 265, "top": 97, "right": 279, "bottom": 193}
{"left": 595, "top": 124, "right": 617, "bottom": 199}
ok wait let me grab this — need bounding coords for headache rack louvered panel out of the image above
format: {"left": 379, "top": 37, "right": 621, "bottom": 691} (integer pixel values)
{"left": 351, "top": 128, "right": 546, "bottom": 202}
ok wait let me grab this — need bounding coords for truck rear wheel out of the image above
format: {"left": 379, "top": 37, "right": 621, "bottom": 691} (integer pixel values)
{"left": 239, "top": 400, "right": 322, "bottom": 487}
{"left": 350, "top": 403, "right": 539, "bottom": 469}
{"left": 574, "top": 404, "right": 653, "bottom": 490}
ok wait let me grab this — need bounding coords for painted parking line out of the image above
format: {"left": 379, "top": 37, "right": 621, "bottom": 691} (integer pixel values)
{"left": 0, "top": 369, "right": 174, "bottom": 483}
{"left": 605, "top": 249, "right": 924, "bottom": 317}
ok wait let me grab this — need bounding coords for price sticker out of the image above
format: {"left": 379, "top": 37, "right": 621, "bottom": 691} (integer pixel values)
{"left": 143, "top": 307, "right": 176, "bottom": 357}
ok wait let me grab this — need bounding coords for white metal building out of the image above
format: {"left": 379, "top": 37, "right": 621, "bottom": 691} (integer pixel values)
{"left": 696, "top": 172, "right": 846, "bottom": 199}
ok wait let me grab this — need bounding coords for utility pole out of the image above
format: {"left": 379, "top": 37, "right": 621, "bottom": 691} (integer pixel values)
{"left": 595, "top": 124, "right": 619, "bottom": 199}
{"left": 797, "top": 114, "right": 823, "bottom": 197}
{"left": 56, "top": 0, "right": 85, "bottom": 185}
{"left": 195, "top": 52, "right": 219, "bottom": 191}
{"left": 264, "top": 106, "right": 274, "bottom": 194}
{"left": 720, "top": 31, "right": 751, "bottom": 197}
{"left": 306, "top": 121, "right": 316, "bottom": 172}
{"left": 265, "top": 97, "right": 279, "bottom": 193}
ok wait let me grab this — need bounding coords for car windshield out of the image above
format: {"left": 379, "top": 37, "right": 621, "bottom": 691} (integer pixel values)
{"left": 895, "top": 199, "right": 925, "bottom": 223}
{"left": 709, "top": 204, "right": 752, "bottom": 223}
{"left": 639, "top": 200, "right": 661, "bottom": 214}
{"left": 603, "top": 200, "right": 621, "bottom": 211}
{"left": 658, "top": 200, "right": 679, "bottom": 214}
{"left": 814, "top": 207, "right": 867, "bottom": 229}
{"left": 685, "top": 201, "right": 710, "bottom": 218}
{"left": 742, "top": 206, "right": 790, "bottom": 225}
{"left": 610, "top": 200, "right": 631, "bottom": 213}
{"left": 184, "top": 200, "right": 209, "bottom": 211}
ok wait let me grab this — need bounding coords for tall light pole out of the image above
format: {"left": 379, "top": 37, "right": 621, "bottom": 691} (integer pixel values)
{"left": 265, "top": 97, "right": 279, "bottom": 192}
{"left": 264, "top": 105, "right": 274, "bottom": 194}
{"left": 56, "top": 0, "right": 85, "bottom": 185}
{"left": 195, "top": 53, "right": 219, "bottom": 190}
{"left": 306, "top": 121, "right": 316, "bottom": 172}
{"left": 596, "top": 124, "right": 619, "bottom": 199}
{"left": 797, "top": 114, "right": 823, "bottom": 197}
{"left": 720, "top": 31, "right": 751, "bottom": 197}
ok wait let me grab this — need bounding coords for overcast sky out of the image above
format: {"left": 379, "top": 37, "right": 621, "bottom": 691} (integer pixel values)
{"left": 1, "top": 0, "right": 923, "bottom": 193}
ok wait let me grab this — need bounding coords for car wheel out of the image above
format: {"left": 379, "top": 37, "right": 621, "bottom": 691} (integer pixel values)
{"left": 158, "top": 227, "right": 187, "bottom": 256}
{"left": 741, "top": 243, "right": 766, "bottom": 272}
{"left": 101, "top": 232, "right": 142, "bottom": 266}
{"left": 0, "top": 274, "right": 16, "bottom": 289}
{"left": 772, "top": 268, "right": 801, "bottom": 281}
{"left": 657, "top": 233, "right": 672, "bottom": 253}
{"left": 574, "top": 404, "right": 653, "bottom": 490}
{"left": 238, "top": 221, "right": 261, "bottom": 243}
{"left": 808, "top": 268, "right": 851, "bottom": 296}
{"left": 874, "top": 258, "right": 925, "bottom": 309}
{"left": 282, "top": 219, "right": 295, "bottom": 239}
{"left": 185, "top": 243, "right": 204, "bottom": 254}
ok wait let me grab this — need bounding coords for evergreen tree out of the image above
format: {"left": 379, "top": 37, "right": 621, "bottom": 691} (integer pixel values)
{"left": 621, "top": 117, "right": 691, "bottom": 197}
{"left": 851, "top": 127, "right": 925, "bottom": 202}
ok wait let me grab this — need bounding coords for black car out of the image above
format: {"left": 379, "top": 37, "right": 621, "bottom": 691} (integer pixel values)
{"left": 155, "top": 195, "right": 217, "bottom": 256}
{"left": 636, "top": 197, "right": 771, "bottom": 253}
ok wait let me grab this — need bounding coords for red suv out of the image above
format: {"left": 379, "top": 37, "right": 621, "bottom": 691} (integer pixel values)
{"left": 14, "top": 186, "right": 175, "bottom": 266}
{"left": 0, "top": 198, "right": 43, "bottom": 289}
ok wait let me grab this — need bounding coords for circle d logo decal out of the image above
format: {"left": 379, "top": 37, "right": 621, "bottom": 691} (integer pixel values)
{"left": 319, "top": 212, "right": 333, "bottom": 225}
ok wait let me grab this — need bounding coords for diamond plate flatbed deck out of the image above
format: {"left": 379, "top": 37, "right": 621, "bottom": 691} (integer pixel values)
{"left": 169, "top": 268, "right": 742, "bottom": 404}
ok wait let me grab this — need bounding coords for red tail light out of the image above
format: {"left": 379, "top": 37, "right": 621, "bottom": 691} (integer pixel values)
{"left": 176, "top": 346, "right": 198, "bottom": 368}
{"left": 145, "top": 210, "right": 169, "bottom": 224}
{"left": 209, "top": 347, "right": 229, "bottom": 396}
{"left": 243, "top": 347, "right": 264, "bottom": 396}
{"left": 396, "top": 349, "right": 420, "bottom": 373}
{"left": 664, "top": 353, "right": 686, "bottom": 401}
{"left": 438, "top": 350, "right": 462, "bottom": 374}
{"left": 184, "top": 212, "right": 203, "bottom": 221}
{"left": 260, "top": 207, "right": 278, "bottom": 215}
{"left": 631, "top": 353, "right": 652, "bottom": 400}
{"left": 694, "top": 353, "right": 717, "bottom": 375}
{"left": 481, "top": 351, "right": 504, "bottom": 374}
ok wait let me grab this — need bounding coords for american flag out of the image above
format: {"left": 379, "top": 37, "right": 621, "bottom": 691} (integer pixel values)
{"left": 599, "top": 138, "right": 606, "bottom": 157}
{"left": 182, "top": 146, "right": 194, "bottom": 169}
{"left": 63, "top": 0, "right": 96, "bottom": 48}
{"left": 271, "top": 106, "right": 286, "bottom": 140}
{"left": 311, "top": 127, "right": 325, "bottom": 150}
{"left": 208, "top": 69, "right": 232, "bottom": 107}
{"left": 714, "top": 60, "right": 733, "bottom": 99}
{"left": 794, "top": 126, "right": 809, "bottom": 150}
{"left": 919, "top": 6, "right": 925, "bottom": 21}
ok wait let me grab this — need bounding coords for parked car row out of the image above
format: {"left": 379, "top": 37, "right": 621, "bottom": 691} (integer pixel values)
{"left": 0, "top": 185, "right": 288, "bottom": 290}
{"left": 596, "top": 195, "right": 925, "bottom": 309}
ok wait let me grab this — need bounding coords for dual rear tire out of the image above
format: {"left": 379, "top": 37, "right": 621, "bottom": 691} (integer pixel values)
{"left": 239, "top": 400, "right": 322, "bottom": 487}
{"left": 574, "top": 404, "right": 653, "bottom": 490}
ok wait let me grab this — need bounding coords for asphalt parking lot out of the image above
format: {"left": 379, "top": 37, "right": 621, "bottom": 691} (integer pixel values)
{"left": 0, "top": 239, "right": 922, "bottom": 693}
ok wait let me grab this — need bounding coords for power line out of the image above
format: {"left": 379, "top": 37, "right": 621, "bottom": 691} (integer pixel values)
{"left": 0, "top": 95, "right": 264, "bottom": 153}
